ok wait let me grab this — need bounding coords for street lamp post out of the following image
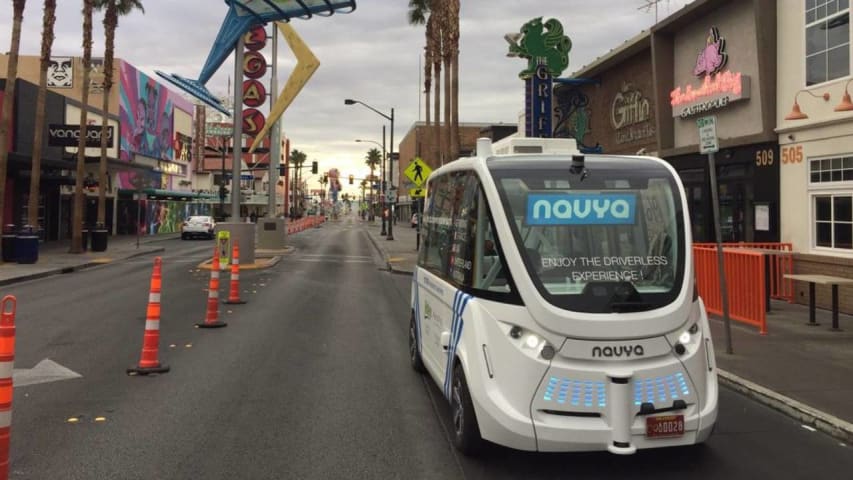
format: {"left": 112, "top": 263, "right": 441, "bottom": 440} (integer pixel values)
{"left": 345, "top": 99, "right": 395, "bottom": 241}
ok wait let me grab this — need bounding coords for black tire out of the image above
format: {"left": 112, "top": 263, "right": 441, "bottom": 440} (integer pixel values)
{"left": 409, "top": 314, "right": 426, "bottom": 373}
{"left": 451, "top": 363, "right": 483, "bottom": 455}
{"left": 181, "top": 233, "right": 188, "bottom": 240}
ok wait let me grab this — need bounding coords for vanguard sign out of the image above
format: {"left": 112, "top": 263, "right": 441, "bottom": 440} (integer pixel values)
{"left": 48, "top": 124, "right": 115, "bottom": 148}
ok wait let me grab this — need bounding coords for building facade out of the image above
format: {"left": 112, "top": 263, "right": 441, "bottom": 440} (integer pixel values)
{"left": 777, "top": 0, "right": 853, "bottom": 311}
{"left": 652, "top": 0, "right": 779, "bottom": 244}
{"left": 0, "top": 54, "right": 205, "bottom": 239}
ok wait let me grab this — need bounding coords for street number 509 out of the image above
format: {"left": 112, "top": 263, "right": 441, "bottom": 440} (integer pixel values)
{"left": 782, "top": 145, "right": 804, "bottom": 164}
{"left": 755, "top": 149, "right": 774, "bottom": 166}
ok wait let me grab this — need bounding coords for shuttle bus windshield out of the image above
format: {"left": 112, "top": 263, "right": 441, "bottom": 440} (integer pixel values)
{"left": 490, "top": 158, "right": 686, "bottom": 314}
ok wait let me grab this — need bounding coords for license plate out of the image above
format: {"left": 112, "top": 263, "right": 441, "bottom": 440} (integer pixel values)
{"left": 646, "top": 415, "right": 684, "bottom": 438}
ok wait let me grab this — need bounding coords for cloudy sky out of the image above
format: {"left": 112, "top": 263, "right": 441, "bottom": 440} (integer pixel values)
{"left": 1, "top": 0, "right": 692, "bottom": 193}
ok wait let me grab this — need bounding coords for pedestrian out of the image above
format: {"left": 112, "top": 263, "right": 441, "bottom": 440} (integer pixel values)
{"left": 250, "top": 211, "right": 258, "bottom": 223}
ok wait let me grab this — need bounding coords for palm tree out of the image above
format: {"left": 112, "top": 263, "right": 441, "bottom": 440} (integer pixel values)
{"left": 0, "top": 0, "right": 27, "bottom": 258}
{"left": 365, "top": 147, "right": 381, "bottom": 218}
{"left": 93, "top": 0, "right": 145, "bottom": 232}
{"left": 27, "top": 0, "right": 57, "bottom": 230}
{"left": 71, "top": 0, "right": 94, "bottom": 254}
{"left": 408, "top": 0, "right": 434, "bottom": 166}
{"left": 289, "top": 148, "right": 306, "bottom": 215}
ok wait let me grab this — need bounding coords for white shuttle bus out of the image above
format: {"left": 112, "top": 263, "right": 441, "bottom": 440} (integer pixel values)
{"left": 409, "top": 137, "right": 717, "bottom": 455}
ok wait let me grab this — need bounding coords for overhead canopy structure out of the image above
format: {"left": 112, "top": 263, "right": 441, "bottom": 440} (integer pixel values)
{"left": 156, "top": 0, "right": 356, "bottom": 114}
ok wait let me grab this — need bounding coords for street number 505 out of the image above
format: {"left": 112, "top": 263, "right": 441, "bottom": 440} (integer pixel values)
{"left": 782, "top": 145, "right": 804, "bottom": 164}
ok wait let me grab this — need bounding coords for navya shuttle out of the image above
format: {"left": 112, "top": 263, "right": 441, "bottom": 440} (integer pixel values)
{"left": 409, "top": 137, "right": 717, "bottom": 454}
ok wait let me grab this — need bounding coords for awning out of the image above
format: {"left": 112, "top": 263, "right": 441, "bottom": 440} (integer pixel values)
{"left": 117, "top": 188, "right": 218, "bottom": 201}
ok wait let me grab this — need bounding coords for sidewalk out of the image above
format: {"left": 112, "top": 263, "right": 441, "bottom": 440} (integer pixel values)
{"left": 364, "top": 220, "right": 853, "bottom": 444}
{"left": 0, "top": 233, "right": 176, "bottom": 286}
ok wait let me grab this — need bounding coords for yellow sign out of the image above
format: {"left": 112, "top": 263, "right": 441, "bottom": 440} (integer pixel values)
{"left": 404, "top": 157, "right": 432, "bottom": 186}
{"left": 409, "top": 187, "right": 426, "bottom": 198}
{"left": 217, "top": 230, "right": 231, "bottom": 270}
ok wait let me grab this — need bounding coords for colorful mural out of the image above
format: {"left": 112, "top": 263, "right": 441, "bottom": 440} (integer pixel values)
{"left": 116, "top": 198, "right": 211, "bottom": 236}
{"left": 119, "top": 61, "right": 193, "bottom": 164}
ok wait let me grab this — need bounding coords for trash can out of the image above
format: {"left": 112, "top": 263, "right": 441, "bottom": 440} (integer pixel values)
{"left": 81, "top": 224, "right": 90, "bottom": 251}
{"left": 14, "top": 225, "right": 39, "bottom": 264}
{"left": 91, "top": 222, "right": 108, "bottom": 252}
{"left": 1, "top": 225, "right": 15, "bottom": 263}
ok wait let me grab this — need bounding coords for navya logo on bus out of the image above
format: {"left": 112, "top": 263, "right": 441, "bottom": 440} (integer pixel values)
{"left": 526, "top": 193, "right": 637, "bottom": 225}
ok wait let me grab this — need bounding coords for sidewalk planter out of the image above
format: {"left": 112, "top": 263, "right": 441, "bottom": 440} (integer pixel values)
{"left": 91, "top": 224, "right": 108, "bottom": 252}
{"left": 1, "top": 225, "right": 15, "bottom": 263}
{"left": 14, "top": 225, "right": 39, "bottom": 264}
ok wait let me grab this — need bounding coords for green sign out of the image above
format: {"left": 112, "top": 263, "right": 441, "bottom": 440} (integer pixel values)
{"left": 506, "top": 17, "right": 572, "bottom": 79}
{"left": 206, "top": 123, "right": 233, "bottom": 137}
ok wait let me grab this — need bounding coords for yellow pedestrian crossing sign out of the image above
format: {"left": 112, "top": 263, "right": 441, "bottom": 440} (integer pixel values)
{"left": 409, "top": 187, "right": 426, "bottom": 198}
{"left": 404, "top": 157, "right": 432, "bottom": 186}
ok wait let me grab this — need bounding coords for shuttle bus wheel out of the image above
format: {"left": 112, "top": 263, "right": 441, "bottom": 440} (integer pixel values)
{"left": 409, "top": 314, "right": 426, "bottom": 373}
{"left": 451, "top": 364, "right": 483, "bottom": 455}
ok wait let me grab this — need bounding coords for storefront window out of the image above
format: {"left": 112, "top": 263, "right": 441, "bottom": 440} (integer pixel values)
{"left": 805, "top": 1, "right": 850, "bottom": 85}
{"left": 814, "top": 194, "right": 853, "bottom": 249}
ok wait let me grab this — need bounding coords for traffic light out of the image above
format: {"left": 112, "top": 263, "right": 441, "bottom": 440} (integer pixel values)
{"left": 349, "top": 174, "right": 354, "bottom": 185}
{"left": 311, "top": 161, "right": 318, "bottom": 174}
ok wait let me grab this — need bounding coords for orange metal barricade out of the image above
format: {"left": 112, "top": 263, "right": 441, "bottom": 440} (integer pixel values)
{"left": 693, "top": 246, "right": 767, "bottom": 334}
{"left": 694, "top": 242, "right": 794, "bottom": 302}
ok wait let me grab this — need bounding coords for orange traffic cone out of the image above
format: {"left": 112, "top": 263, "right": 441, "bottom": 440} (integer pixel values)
{"left": 0, "top": 295, "right": 16, "bottom": 478}
{"left": 128, "top": 257, "right": 170, "bottom": 375}
{"left": 197, "top": 247, "right": 227, "bottom": 328}
{"left": 224, "top": 241, "right": 246, "bottom": 305}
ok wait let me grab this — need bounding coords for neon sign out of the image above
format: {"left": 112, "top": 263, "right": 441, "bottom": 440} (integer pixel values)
{"left": 670, "top": 70, "right": 750, "bottom": 118}
{"left": 670, "top": 26, "right": 750, "bottom": 118}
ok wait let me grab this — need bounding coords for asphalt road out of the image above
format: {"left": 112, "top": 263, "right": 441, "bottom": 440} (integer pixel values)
{"left": 3, "top": 215, "right": 852, "bottom": 479}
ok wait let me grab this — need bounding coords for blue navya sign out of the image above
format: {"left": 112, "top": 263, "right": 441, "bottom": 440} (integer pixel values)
{"left": 526, "top": 193, "right": 637, "bottom": 225}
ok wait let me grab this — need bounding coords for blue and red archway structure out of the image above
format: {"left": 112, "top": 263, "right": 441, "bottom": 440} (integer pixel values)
{"left": 156, "top": 0, "right": 356, "bottom": 114}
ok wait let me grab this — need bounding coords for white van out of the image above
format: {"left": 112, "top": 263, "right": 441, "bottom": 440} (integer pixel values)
{"left": 409, "top": 137, "right": 717, "bottom": 455}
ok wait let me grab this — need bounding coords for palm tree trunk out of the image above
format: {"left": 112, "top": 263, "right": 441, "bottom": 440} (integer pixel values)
{"left": 433, "top": 56, "right": 442, "bottom": 166}
{"left": 71, "top": 0, "right": 94, "bottom": 254}
{"left": 97, "top": 2, "right": 117, "bottom": 228}
{"left": 29, "top": 0, "right": 57, "bottom": 229}
{"left": 0, "top": 0, "right": 27, "bottom": 253}
{"left": 423, "top": 49, "right": 431, "bottom": 164}
{"left": 448, "top": 0, "right": 460, "bottom": 161}
{"left": 441, "top": 1, "right": 452, "bottom": 164}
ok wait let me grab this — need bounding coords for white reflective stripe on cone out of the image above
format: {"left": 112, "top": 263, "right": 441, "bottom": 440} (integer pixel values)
{"left": 0, "top": 410, "right": 11, "bottom": 428}
{"left": 232, "top": 274, "right": 239, "bottom": 281}
{"left": 145, "top": 320, "right": 160, "bottom": 331}
{"left": 0, "top": 360, "right": 12, "bottom": 379}
{"left": 209, "top": 290, "right": 219, "bottom": 298}
{"left": 149, "top": 293, "right": 161, "bottom": 303}
{"left": 211, "top": 271, "right": 219, "bottom": 279}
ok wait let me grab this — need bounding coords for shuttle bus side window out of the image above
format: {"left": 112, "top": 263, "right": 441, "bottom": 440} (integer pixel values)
{"left": 421, "top": 174, "right": 452, "bottom": 276}
{"left": 449, "top": 172, "right": 478, "bottom": 288}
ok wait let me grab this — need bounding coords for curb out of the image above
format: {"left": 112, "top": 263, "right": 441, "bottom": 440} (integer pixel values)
{"left": 0, "top": 247, "right": 165, "bottom": 287}
{"left": 365, "top": 229, "right": 394, "bottom": 272}
{"left": 719, "top": 369, "right": 853, "bottom": 444}
{"left": 197, "top": 255, "right": 282, "bottom": 271}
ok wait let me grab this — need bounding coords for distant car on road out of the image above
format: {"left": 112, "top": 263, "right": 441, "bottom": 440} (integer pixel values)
{"left": 181, "top": 216, "right": 215, "bottom": 240}
{"left": 411, "top": 213, "right": 418, "bottom": 228}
